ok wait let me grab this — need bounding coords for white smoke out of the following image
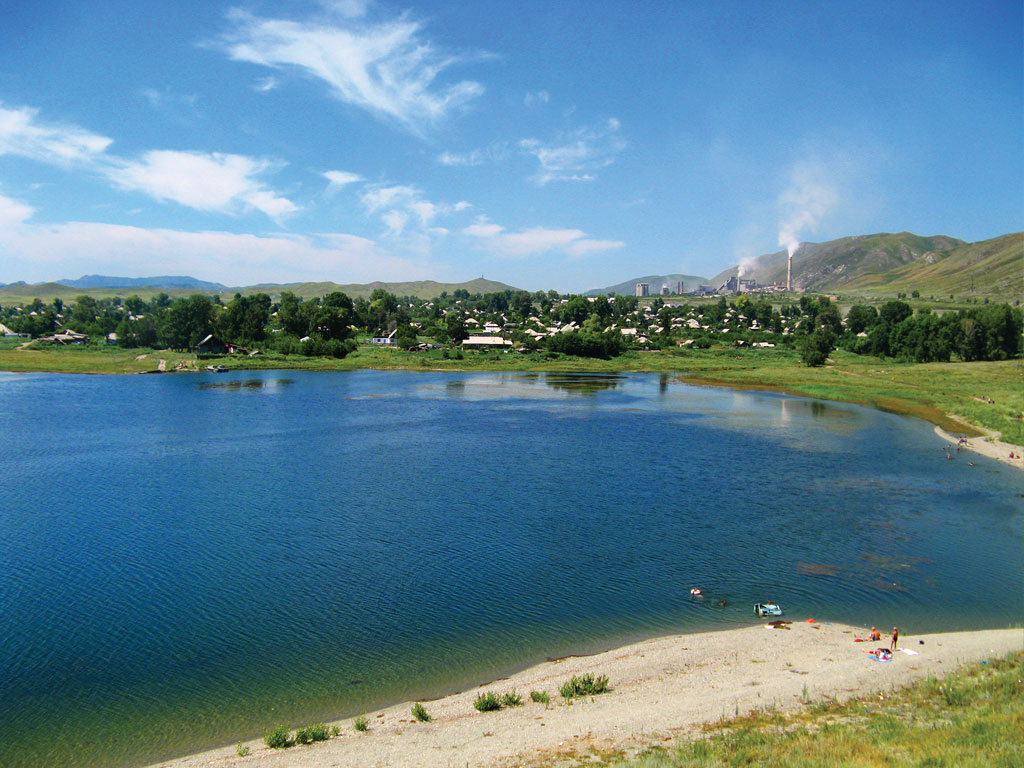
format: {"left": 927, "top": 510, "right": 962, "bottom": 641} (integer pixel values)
{"left": 777, "top": 162, "right": 838, "bottom": 258}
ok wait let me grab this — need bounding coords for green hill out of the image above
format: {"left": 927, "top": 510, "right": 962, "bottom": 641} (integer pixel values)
{"left": 845, "top": 232, "right": 1022, "bottom": 300}
{"left": 710, "top": 231, "right": 1019, "bottom": 299}
{"left": 0, "top": 277, "right": 522, "bottom": 307}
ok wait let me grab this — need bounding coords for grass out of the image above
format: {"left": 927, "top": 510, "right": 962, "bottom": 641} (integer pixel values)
{"left": 353, "top": 715, "right": 368, "bottom": 732}
{"left": 501, "top": 690, "right": 524, "bottom": 707}
{"left": 293, "top": 723, "right": 330, "bottom": 744}
{"left": 560, "top": 673, "right": 611, "bottom": 699}
{"left": 2, "top": 343, "right": 1020, "bottom": 446}
{"left": 475, "top": 691, "right": 504, "bottom": 712}
{"left": 263, "top": 724, "right": 290, "bottom": 749}
{"left": 530, "top": 690, "right": 551, "bottom": 705}
{"left": 411, "top": 702, "right": 432, "bottom": 722}
{"left": 597, "top": 651, "right": 1023, "bottom": 768}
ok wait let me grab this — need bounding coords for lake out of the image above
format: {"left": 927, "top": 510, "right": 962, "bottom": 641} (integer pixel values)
{"left": 0, "top": 370, "right": 1021, "bottom": 768}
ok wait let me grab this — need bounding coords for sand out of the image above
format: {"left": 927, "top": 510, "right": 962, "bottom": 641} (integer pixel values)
{"left": 149, "top": 622, "right": 1022, "bottom": 768}
{"left": 935, "top": 425, "right": 1024, "bottom": 470}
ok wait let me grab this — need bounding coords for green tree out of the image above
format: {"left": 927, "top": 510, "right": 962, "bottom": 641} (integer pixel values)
{"left": 799, "top": 329, "right": 835, "bottom": 367}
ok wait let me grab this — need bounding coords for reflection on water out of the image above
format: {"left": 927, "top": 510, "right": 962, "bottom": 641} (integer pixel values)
{"left": 197, "top": 378, "right": 293, "bottom": 391}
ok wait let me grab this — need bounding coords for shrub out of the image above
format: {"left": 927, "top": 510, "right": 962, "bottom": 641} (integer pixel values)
{"left": 560, "top": 673, "right": 610, "bottom": 699}
{"left": 474, "top": 691, "right": 503, "bottom": 712}
{"left": 263, "top": 725, "right": 291, "bottom": 749}
{"left": 411, "top": 702, "right": 432, "bottom": 722}
{"left": 530, "top": 690, "right": 550, "bottom": 705}
{"left": 236, "top": 742, "right": 251, "bottom": 757}
{"left": 330, "top": 725, "right": 340, "bottom": 737}
{"left": 353, "top": 716, "right": 369, "bottom": 732}
{"left": 294, "top": 723, "right": 330, "bottom": 744}
{"left": 501, "top": 690, "right": 523, "bottom": 707}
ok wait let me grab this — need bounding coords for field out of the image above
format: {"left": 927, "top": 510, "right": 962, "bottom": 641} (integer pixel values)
{"left": 2, "top": 343, "right": 1021, "bottom": 446}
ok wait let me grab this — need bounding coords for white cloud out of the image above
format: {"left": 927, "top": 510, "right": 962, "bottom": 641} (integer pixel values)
{"left": 0, "top": 193, "right": 420, "bottom": 285}
{"left": 462, "top": 219, "right": 624, "bottom": 259}
{"left": 360, "top": 183, "right": 421, "bottom": 214}
{"left": 520, "top": 118, "right": 626, "bottom": 185}
{"left": 0, "top": 103, "right": 112, "bottom": 165}
{"left": 217, "top": 8, "right": 485, "bottom": 131}
{"left": 381, "top": 208, "right": 408, "bottom": 235}
{"left": 323, "top": 169, "right": 363, "bottom": 189}
{"left": 453, "top": 200, "right": 472, "bottom": 212}
{"left": 438, "top": 149, "right": 484, "bottom": 166}
{"left": 108, "top": 150, "right": 297, "bottom": 219}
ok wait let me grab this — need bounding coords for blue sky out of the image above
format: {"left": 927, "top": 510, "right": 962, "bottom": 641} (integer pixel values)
{"left": 0, "top": 0, "right": 1020, "bottom": 291}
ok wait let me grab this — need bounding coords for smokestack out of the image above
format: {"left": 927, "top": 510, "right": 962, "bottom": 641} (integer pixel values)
{"left": 787, "top": 255, "right": 792, "bottom": 291}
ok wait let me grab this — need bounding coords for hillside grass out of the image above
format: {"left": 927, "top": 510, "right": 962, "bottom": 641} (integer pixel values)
{"left": 1, "top": 344, "right": 1020, "bottom": 446}
{"left": 596, "top": 650, "right": 1023, "bottom": 768}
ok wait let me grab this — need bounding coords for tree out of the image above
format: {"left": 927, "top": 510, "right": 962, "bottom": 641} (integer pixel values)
{"left": 845, "top": 304, "right": 878, "bottom": 335}
{"left": 799, "top": 329, "right": 834, "bottom": 367}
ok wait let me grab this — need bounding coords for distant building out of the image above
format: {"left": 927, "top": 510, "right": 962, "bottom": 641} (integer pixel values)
{"left": 660, "top": 285, "right": 671, "bottom": 295}
{"left": 635, "top": 283, "right": 650, "bottom": 297}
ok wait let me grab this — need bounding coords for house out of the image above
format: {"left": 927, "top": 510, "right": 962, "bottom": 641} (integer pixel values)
{"left": 38, "top": 329, "right": 88, "bottom": 345}
{"left": 367, "top": 329, "right": 398, "bottom": 345}
{"left": 106, "top": 332, "right": 118, "bottom": 345}
{"left": 197, "top": 334, "right": 228, "bottom": 355}
{"left": 462, "top": 335, "right": 513, "bottom": 349}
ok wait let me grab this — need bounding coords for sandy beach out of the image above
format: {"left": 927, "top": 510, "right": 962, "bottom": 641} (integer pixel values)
{"left": 935, "top": 425, "right": 1024, "bottom": 470}
{"left": 149, "top": 622, "right": 1022, "bottom": 768}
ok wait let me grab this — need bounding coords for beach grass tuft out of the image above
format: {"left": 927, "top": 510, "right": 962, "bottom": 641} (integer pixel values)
{"left": 263, "top": 724, "right": 291, "bottom": 749}
{"left": 501, "top": 690, "right": 523, "bottom": 707}
{"left": 530, "top": 690, "right": 550, "bottom": 705}
{"left": 411, "top": 702, "right": 432, "bottom": 722}
{"left": 474, "top": 691, "right": 503, "bottom": 712}
{"left": 235, "top": 742, "right": 250, "bottom": 757}
{"left": 353, "top": 716, "right": 369, "bottom": 732}
{"left": 293, "top": 722, "right": 330, "bottom": 744}
{"left": 560, "top": 673, "right": 611, "bottom": 699}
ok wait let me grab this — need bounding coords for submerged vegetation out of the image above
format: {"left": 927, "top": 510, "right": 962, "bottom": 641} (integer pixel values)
{"left": 602, "top": 651, "right": 1023, "bottom": 768}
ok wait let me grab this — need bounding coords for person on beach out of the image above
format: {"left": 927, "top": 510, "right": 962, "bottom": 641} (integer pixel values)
{"left": 869, "top": 627, "right": 881, "bottom": 641}
{"left": 891, "top": 626, "right": 899, "bottom": 651}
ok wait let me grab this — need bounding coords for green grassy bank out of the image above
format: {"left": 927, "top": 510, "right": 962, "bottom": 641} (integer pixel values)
{"left": 2, "top": 342, "right": 1021, "bottom": 447}
{"left": 597, "top": 650, "right": 1024, "bottom": 768}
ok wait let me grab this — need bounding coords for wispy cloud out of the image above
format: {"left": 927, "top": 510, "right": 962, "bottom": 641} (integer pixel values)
{"left": 520, "top": 118, "right": 625, "bottom": 185}
{"left": 107, "top": 150, "right": 298, "bottom": 219}
{"left": 462, "top": 218, "right": 624, "bottom": 259}
{"left": 437, "top": 142, "right": 507, "bottom": 167}
{"left": 0, "top": 102, "right": 112, "bottom": 165}
{"left": 323, "top": 169, "right": 363, "bottom": 189}
{"left": 524, "top": 89, "right": 550, "bottom": 107}
{"left": 216, "top": 6, "right": 486, "bottom": 131}
{"left": 252, "top": 76, "right": 279, "bottom": 93}
{"left": 140, "top": 88, "right": 200, "bottom": 121}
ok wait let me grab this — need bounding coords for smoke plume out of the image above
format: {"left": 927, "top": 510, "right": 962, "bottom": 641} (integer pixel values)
{"left": 777, "top": 162, "right": 838, "bottom": 258}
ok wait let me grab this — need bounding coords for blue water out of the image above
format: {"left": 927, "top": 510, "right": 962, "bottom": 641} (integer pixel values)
{"left": 0, "top": 370, "right": 1021, "bottom": 767}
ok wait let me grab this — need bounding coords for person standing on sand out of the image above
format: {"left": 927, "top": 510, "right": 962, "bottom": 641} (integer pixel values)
{"left": 891, "top": 626, "right": 899, "bottom": 651}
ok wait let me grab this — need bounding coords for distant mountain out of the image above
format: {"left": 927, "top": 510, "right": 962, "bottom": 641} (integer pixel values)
{"left": 0, "top": 276, "right": 523, "bottom": 304}
{"left": 58, "top": 275, "right": 228, "bottom": 291}
{"left": 584, "top": 273, "right": 709, "bottom": 297}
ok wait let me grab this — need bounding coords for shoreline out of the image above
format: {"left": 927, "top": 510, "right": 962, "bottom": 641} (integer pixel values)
{"left": 149, "top": 622, "right": 1023, "bottom": 768}
{"left": 934, "top": 424, "right": 1024, "bottom": 470}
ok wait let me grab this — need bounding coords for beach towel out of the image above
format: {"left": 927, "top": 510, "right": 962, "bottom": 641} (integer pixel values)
{"left": 899, "top": 648, "right": 919, "bottom": 656}
{"left": 868, "top": 655, "right": 893, "bottom": 662}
